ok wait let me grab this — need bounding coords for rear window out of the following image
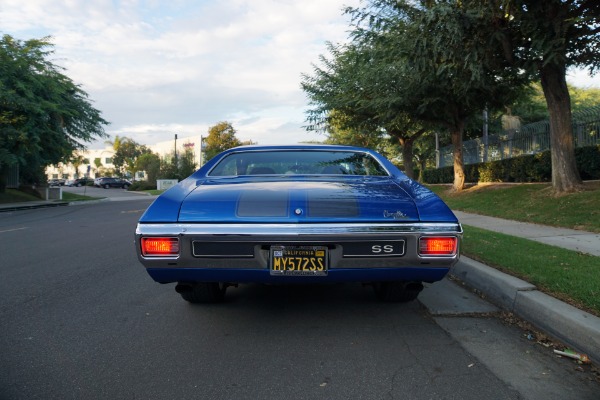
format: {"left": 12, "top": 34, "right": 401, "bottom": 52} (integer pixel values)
{"left": 208, "top": 150, "right": 389, "bottom": 177}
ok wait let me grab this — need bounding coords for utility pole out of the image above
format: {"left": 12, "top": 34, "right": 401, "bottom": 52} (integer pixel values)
{"left": 174, "top": 134, "right": 178, "bottom": 175}
{"left": 199, "top": 135, "right": 203, "bottom": 167}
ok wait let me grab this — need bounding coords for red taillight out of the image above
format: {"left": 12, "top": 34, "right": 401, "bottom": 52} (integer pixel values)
{"left": 141, "top": 237, "right": 179, "bottom": 256}
{"left": 419, "top": 237, "right": 457, "bottom": 256}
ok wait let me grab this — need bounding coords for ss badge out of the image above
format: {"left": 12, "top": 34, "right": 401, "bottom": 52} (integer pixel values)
{"left": 371, "top": 244, "right": 395, "bottom": 254}
{"left": 343, "top": 240, "right": 405, "bottom": 258}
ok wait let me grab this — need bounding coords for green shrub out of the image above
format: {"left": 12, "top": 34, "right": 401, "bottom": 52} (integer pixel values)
{"left": 422, "top": 145, "right": 598, "bottom": 184}
{"left": 128, "top": 181, "right": 157, "bottom": 191}
{"left": 576, "top": 145, "right": 600, "bottom": 180}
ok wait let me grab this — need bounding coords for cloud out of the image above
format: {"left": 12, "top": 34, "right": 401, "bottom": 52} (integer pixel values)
{"left": 0, "top": 0, "right": 359, "bottom": 147}
{"left": 3, "top": 0, "right": 597, "bottom": 151}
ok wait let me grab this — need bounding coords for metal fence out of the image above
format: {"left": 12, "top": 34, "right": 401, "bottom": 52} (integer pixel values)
{"left": 6, "top": 164, "right": 19, "bottom": 188}
{"left": 438, "top": 106, "right": 600, "bottom": 168}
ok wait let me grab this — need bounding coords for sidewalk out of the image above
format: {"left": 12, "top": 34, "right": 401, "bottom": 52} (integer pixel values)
{"left": 0, "top": 200, "right": 70, "bottom": 212}
{"left": 454, "top": 210, "right": 600, "bottom": 257}
{"left": 453, "top": 210, "right": 600, "bottom": 364}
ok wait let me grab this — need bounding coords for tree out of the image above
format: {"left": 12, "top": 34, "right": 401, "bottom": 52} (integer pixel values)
{"left": 70, "top": 153, "right": 86, "bottom": 178}
{"left": 112, "top": 137, "right": 152, "bottom": 179}
{"left": 0, "top": 35, "right": 108, "bottom": 192}
{"left": 135, "top": 152, "right": 161, "bottom": 185}
{"left": 322, "top": 1, "right": 530, "bottom": 190}
{"left": 178, "top": 146, "right": 197, "bottom": 179}
{"left": 204, "top": 122, "right": 242, "bottom": 161}
{"left": 484, "top": 0, "right": 599, "bottom": 193}
{"left": 323, "top": 111, "right": 385, "bottom": 149}
{"left": 302, "top": 41, "right": 429, "bottom": 179}
{"left": 105, "top": 135, "right": 123, "bottom": 152}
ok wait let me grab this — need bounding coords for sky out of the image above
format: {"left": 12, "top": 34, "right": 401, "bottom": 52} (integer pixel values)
{"left": 1, "top": 0, "right": 599, "bottom": 150}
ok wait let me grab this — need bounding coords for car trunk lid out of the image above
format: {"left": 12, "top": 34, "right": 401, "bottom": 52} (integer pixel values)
{"left": 177, "top": 177, "right": 420, "bottom": 223}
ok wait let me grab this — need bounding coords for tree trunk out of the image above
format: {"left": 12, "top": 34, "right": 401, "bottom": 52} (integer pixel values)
{"left": 451, "top": 122, "right": 466, "bottom": 191}
{"left": 539, "top": 62, "right": 582, "bottom": 193}
{"left": 399, "top": 137, "right": 415, "bottom": 179}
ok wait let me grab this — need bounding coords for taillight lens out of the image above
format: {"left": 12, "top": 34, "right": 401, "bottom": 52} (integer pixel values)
{"left": 141, "top": 237, "right": 179, "bottom": 256}
{"left": 419, "top": 237, "right": 457, "bottom": 256}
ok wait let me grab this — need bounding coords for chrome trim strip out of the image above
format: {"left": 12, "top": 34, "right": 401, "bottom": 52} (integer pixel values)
{"left": 136, "top": 222, "right": 462, "bottom": 236}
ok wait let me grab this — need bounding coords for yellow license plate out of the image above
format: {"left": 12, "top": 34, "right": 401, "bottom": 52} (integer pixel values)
{"left": 270, "top": 245, "right": 328, "bottom": 276}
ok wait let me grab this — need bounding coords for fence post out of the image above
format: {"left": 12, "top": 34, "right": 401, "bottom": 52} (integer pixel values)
{"left": 483, "top": 108, "right": 489, "bottom": 162}
{"left": 435, "top": 132, "right": 440, "bottom": 169}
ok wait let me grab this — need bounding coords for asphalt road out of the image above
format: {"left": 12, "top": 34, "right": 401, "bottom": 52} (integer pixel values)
{"left": 0, "top": 198, "right": 598, "bottom": 400}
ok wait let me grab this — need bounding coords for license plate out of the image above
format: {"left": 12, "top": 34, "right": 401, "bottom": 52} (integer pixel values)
{"left": 270, "top": 245, "right": 328, "bottom": 276}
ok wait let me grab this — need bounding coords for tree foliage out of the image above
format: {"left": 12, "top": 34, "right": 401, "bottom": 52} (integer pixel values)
{"left": 304, "top": 1, "right": 530, "bottom": 189}
{"left": 112, "top": 137, "right": 152, "bottom": 179}
{"left": 0, "top": 34, "right": 108, "bottom": 191}
{"left": 204, "top": 122, "right": 242, "bottom": 161}
{"left": 178, "top": 146, "right": 198, "bottom": 179}
{"left": 136, "top": 152, "right": 161, "bottom": 185}
{"left": 304, "top": 0, "right": 599, "bottom": 193}
{"left": 499, "top": 0, "right": 600, "bottom": 192}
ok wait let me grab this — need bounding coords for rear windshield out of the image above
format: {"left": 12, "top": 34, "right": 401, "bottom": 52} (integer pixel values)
{"left": 208, "top": 150, "right": 389, "bottom": 177}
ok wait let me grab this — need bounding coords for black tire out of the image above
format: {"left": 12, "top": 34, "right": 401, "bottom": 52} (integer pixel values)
{"left": 179, "top": 282, "right": 227, "bottom": 303}
{"left": 76, "top": 183, "right": 82, "bottom": 187}
{"left": 104, "top": 184, "right": 110, "bottom": 189}
{"left": 373, "top": 281, "right": 423, "bottom": 303}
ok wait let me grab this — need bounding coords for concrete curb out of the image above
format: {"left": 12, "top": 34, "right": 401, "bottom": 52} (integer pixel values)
{"left": 0, "top": 201, "right": 69, "bottom": 212}
{"left": 452, "top": 257, "right": 600, "bottom": 364}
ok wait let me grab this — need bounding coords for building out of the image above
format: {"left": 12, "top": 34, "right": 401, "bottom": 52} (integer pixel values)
{"left": 45, "top": 135, "right": 206, "bottom": 181}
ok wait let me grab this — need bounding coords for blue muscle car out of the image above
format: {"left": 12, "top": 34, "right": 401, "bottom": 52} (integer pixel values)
{"left": 135, "top": 145, "right": 462, "bottom": 303}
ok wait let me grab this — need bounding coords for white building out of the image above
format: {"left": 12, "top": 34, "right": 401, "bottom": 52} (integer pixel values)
{"left": 45, "top": 134, "right": 206, "bottom": 181}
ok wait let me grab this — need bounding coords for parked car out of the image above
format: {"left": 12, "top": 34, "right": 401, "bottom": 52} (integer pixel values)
{"left": 135, "top": 145, "right": 462, "bottom": 304}
{"left": 68, "top": 178, "right": 91, "bottom": 187}
{"left": 94, "top": 177, "right": 107, "bottom": 186}
{"left": 95, "top": 177, "right": 131, "bottom": 189}
{"left": 48, "top": 179, "right": 65, "bottom": 186}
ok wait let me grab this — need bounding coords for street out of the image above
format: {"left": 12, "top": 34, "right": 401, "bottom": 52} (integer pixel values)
{"left": 0, "top": 198, "right": 598, "bottom": 399}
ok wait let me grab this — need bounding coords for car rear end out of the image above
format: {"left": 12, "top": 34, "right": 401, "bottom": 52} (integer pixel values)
{"left": 135, "top": 146, "right": 461, "bottom": 303}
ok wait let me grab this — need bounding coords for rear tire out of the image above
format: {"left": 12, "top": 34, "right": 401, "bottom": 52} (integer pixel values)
{"left": 373, "top": 281, "right": 423, "bottom": 303}
{"left": 179, "top": 282, "right": 227, "bottom": 303}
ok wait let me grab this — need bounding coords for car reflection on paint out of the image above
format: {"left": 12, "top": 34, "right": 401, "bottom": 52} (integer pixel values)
{"left": 135, "top": 144, "right": 462, "bottom": 304}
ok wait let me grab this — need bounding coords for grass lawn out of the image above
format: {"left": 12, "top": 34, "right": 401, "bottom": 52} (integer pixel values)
{"left": 62, "top": 191, "right": 103, "bottom": 202}
{"left": 427, "top": 181, "right": 600, "bottom": 315}
{"left": 429, "top": 181, "right": 600, "bottom": 233}
{"left": 462, "top": 225, "right": 600, "bottom": 316}
{"left": 0, "top": 188, "right": 103, "bottom": 204}
{"left": 0, "top": 189, "right": 41, "bottom": 204}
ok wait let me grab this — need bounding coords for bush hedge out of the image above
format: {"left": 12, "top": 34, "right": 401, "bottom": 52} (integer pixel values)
{"left": 127, "top": 181, "right": 157, "bottom": 191}
{"left": 423, "top": 145, "right": 600, "bottom": 184}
